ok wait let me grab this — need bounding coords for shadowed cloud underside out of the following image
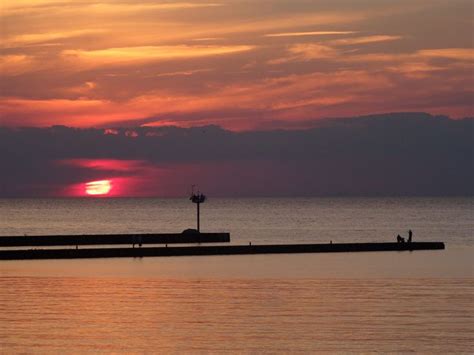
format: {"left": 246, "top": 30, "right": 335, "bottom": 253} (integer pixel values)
{"left": 0, "top": 113, "right": 472, "bottom": 197}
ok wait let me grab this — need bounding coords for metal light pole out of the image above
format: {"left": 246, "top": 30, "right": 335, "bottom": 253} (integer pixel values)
{"left": 190, "top": 191, "right": 206, "bottom": 233}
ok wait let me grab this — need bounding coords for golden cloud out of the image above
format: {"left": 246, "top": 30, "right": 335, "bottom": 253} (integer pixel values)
{"left": 417, "top": 48, "right": 474, "bottom": 61}
{"left": 264, "top": 31, "right": 356, "bottom": 38}
{"left": 2, "top": 1, "right": 222, "bottom": 15}
{"left": 62, "top": 45, "right": 255, "bottom": 66}
{"left": 329, "top": 35, "right": 402, "bottom": 46}
{"left": 0, "top": 54, "right": 36, "bottom": 75}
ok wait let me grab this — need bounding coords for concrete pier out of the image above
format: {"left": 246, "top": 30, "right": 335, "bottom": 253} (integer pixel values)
{"left": 0, "top": 233, "right": 230, "bottom": 247}
{"left": 0, "top": 242, "right": 444, "bottom": 260}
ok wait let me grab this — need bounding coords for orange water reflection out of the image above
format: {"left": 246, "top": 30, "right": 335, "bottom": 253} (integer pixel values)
{"left": 0, "top": 276, "right": 472, "bottom": 352}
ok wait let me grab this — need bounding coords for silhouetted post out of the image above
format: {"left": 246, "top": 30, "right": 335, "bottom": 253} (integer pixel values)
{"left": 190, "top": 192, "right": 206, "bottom": 233}
{"left": 197, "top": 201, "right": 200, "bottom": 232}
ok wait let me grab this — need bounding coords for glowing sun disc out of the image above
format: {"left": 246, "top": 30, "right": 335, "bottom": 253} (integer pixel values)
{"left": 85, "top": 180, "right": 112, "bottom": 195}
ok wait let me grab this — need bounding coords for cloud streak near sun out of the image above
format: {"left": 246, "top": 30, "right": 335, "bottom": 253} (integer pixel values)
{"left": 1, "top": 0, "right": 472, "bottom": 129}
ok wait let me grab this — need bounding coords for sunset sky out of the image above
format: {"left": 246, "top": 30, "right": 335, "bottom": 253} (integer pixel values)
{"left": 0, "top": 1, "right": 472, "bottom": 197}
{"left": 1, "top": 0, "right": 472, "bottom": 130}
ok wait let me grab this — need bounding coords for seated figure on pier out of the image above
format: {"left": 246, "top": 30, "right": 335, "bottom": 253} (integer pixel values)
{"left": 397, "top": 235, "right": 405, "bottom": 243}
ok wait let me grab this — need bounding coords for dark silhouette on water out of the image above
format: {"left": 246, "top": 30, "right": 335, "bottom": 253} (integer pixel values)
{"left": 0, "top": 191, "right": 441, "bottom": 262}
{"left": 0, "top": 233, "right": 230, "bottom": 247}
{"left": 0, "top": 242, "right": 445, "bottom": 260}
{"left": 397, "top": 235, "right": 405, "bottom": 243}
{"left": 182, "top": 228, "right": 199, "bottom": 234}
{"left": 396, "top": 230, "right": 413, "bottom": 243}
{"left": 190, "top": 187, "right": 206, "bottom": 233}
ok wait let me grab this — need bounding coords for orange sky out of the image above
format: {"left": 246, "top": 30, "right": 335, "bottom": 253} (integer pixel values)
{"left": 1, "top": 0, "right": 473, "bottom": 130}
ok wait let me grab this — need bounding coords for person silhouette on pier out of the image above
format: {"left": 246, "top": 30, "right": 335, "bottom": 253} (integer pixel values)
{"left": 397, "top": 235, "right": 405, "bottom": 243}
{"left": 408, "top": 230, "right": 413, "bottom": 243}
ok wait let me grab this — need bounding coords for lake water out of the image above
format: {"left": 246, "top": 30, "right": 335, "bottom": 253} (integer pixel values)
{"left": 0, "top": 197, "right": 473, "bottom": 352}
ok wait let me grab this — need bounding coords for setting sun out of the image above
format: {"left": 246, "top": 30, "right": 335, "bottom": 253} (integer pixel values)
{"left": 85, "top": 180, "right": 112, "bottom": 196}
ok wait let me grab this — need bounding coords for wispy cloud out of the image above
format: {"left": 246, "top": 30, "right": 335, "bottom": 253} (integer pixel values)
{"left": 1, "top": 0, "right": 472, "bottom": 129}
{"left": 57, "top": 159, "right": 148, "bottom": 172}
{"left": 3, "top": 29, "right": 106, "bottom": 48}
{"left": 267, "top": 34, "right": 402, "bottom": 65}
{"left": 62, "top": 45, "right": 255, "bottom": 66}
{"left": 268, "top": 43, "right": 337, "bottom": 64}
{"left": 0, "top": 54, "right": 35, "bottom": 75}
{"left": 329, "top": 35, "right": 402, "bottom": 46}
{"left": 417, "top": 48, "right": 474, "bottom": 61}
{"left": 264, "top": 31, "right": 356, "bottom": 38}
{"left": 153, "top": 68, "right": 213, "bottom": 78}
{"left": 2, "top": 1, "right": 223, "bottom": 15}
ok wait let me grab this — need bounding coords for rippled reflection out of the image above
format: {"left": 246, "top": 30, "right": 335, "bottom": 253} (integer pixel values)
{"left": 1, "top": 277, "right": 472, "bottom": 352}
{"left": 1, "top": 197, "right": 472, "bottom": 352}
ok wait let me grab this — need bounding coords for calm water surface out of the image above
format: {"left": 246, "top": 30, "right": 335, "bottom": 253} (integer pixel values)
{"left": 0, "top": 198, "right": 472, "bottom": 353}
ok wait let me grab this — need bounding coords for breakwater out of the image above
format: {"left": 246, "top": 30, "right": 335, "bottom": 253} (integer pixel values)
{"left": 0, "top": 233, "right": 230, "bottom": 247}
{"left": 0, "top": 242, "right": 444, "bottom": 260}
